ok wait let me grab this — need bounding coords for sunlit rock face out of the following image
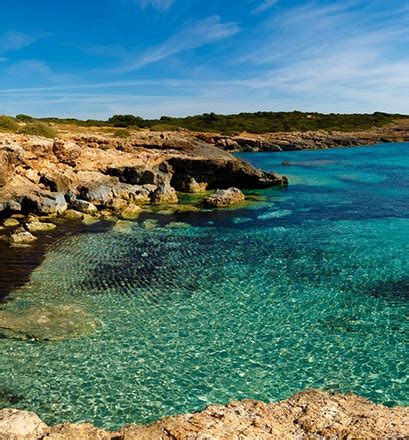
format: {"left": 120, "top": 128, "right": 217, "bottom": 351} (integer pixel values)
{"left": 1, "top": 390, "right": 408, "bottom": 439}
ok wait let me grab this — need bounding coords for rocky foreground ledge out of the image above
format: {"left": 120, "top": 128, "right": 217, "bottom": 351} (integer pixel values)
{"left": 0, "top": 131, "right": 287, "bottom": 243}
{"left": 1, "top": 390, "right": 407, "bottom": 439}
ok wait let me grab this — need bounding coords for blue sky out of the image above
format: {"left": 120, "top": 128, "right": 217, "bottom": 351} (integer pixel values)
{"left": 0, "top": 0, "right": 408, "bottom": 118}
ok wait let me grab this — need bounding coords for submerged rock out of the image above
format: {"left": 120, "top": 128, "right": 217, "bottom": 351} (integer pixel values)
{"left": 141, "top": 219, "right": 158, "bottom": 230}
{"left": 205, "top": 188, "right": 245, "bottom": 208}
{"left": 0, "top": 304, "right": 99, "bottom": 341}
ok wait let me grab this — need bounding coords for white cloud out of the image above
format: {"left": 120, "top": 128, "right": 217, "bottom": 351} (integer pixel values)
{"left": 252, "top": 0, "right": 278, "bottom": 15}
{"left": 117, "top": 15, "right": 240, "bottom": 72}
{"left": 233, "top": 1, "right": 409, "bottom": 113}
{"left": 0, "top": 31, "right": 51, "bottom": 54}
{"left": 6, "top": 59, "right": 76, "bottom": 84}
{"left": 137, "top": 0, "right": 175, "bottom": 12}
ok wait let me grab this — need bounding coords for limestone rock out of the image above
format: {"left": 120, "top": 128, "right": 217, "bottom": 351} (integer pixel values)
{"left": 39, "top": 170, "right": 71, "bottom": 193}
{"left": 120, "top": 204, "right": 142, "bottom": 220}
{"left": 3, "top": 218, "right": 20, "bottom": 227}
{"left": 42, "top": 423, "right": 114, "bottom": 440}
{"left": 64, "top": 209, "right": 84, "bottom": 220}
{"left": 26, "top": 221, "right": 56, "bottom": 232}
{"left": 0, "top": 145, "right": 24, "bottom": 187}
{"left": 53, "top": 140, "right": 82, "bottom": 166}
{"left": 181, "top": 176, "right": 208, "bottom": 193}
{"left": 0, "top": 408, "right": 47, "bottom": 439}
{"left": 9, "top": 228, "right": 37, "bottom": 244}
{"left": 205, "top": 188, "right": 245, "bottom": 208}
{"left": 150, "top": 183, "right": 178, "bottom": 204}
{"left": 37, "top": 193, "right": 67, "bottom": 215}
{"left": 71, "top": 199, "right": 98, "bottom": 215}
{"left": 82, "top": 214, "right": 99, "bottom": 225}
{"left": 109, "top": 197, "right": 129, "bottom": 211}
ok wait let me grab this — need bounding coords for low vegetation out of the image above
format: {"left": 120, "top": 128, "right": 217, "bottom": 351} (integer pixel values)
{"left": 18, "top": 122, "right": 57, "bottom": 138}
{"left": 0, "top": 115, "right": 19, "bottom": 132}
{"left": 1, "top": 111, "right": 408, "bottom": 135}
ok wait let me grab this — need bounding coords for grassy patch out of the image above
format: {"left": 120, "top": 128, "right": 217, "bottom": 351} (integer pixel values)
{"left": 112, "top": 128, "right": 131, "bottom": 138}
{"left": 19, "top": 122, "right": 57, "bottom": 138}
{"left": 0, "top": 115, "right": 19, "bottom": 132}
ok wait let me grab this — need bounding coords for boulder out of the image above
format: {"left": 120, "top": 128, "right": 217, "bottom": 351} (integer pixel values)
{"left": 37, "top": 193, "right": 67, "bottom": 215}
{"left": 150, "top": 183, "right": 178, "bottom": 204}
{"left": 71, "top": 199, "right": 98, "bottom": 215}
{"left": 3, "top": 218, "right": 20, "bottom": 227}
{"left": 0, "top": 408, "right": 47, "bottom": 439}
{"left": 205, "top": 188, "right": 245, "bottom": 208}
{"left": 39, "top": 170, "right": 71, "bottom": 193}
{"left": 53, "top": 140, "right": 82, "bottom": 166}
{"left": 9, "top": 227, "right": 37, "bottom": 244}
{"left": 76, "top": 172, "right": 120, "bottom": 206}
{"left": 180, "top": 176, "right": 208, "bottom": 193}
{"left": 0, "top": 199, "right": 22, "bottom": 213}
{"left": 26, "top": 221, "right": 56, "bottom": 232}
{"left": 0, "top": 145, "right": 24, "bottom": 187}
{"left": 120, "top": 204, "right": 142, "bottom": 220}
{"left": 64, "top": 209, "right": 84, "bottom": 220}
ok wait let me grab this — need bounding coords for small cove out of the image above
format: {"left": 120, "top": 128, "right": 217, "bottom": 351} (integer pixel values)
{"left": 0, "top": 143, "right": 408, "bottom": 429}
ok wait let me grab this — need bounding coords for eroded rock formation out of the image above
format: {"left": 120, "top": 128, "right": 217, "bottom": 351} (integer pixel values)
{"left": 0, "top": 132, "right": 287, "bottom": 239}
{"left": 1, "top": 390, "right": 407, "bottom": 439}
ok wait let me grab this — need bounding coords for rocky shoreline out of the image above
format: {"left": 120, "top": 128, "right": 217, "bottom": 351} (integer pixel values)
{"left": 0, "top": 130, "right": 287, "bottom": 245}
{"left": 204, "top": 118, "right": 409, "bottom": 152}
{"left": 1, "top": 389, "right": 408, "bottom": 439}
{"left": 2, "top": 120, "right": 409, "bottom": 245}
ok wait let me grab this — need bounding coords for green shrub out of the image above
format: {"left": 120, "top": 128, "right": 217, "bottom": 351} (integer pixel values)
{"left": 113, "top": 129, "right": 130, "bottom": 138}
{"left": 16, "top": 114, "right": 34, "bottom": 122}
{"left": 108, "top": 114, "right": 144, "bottom": 127}
{"left": 19, "top": 122, "right": 57, "bottom": 138}
{"left": 0, "top": 115, "right": 19, "bottom": 132}
{"left": 150, "top": 124, "right": 180, "bottom": 132}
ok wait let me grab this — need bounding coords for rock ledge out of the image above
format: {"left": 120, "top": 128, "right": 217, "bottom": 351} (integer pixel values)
{"left": 1, "top": 389, "right": 408, "bottom": 439}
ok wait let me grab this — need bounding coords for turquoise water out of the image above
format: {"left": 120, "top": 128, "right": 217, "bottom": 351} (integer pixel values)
{"left": 1, "top": 143, "right": 408, "bottom": 429}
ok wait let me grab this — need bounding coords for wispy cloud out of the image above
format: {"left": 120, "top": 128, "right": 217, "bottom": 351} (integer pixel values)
{"left": 136, "top": 0, "right": 175, "bottom": 12}
{"left": 117, "top": 15, "right": 240, "bottom": 72}
{"left": 252, "top": 0, "right": 278, "bottom": 15}
{"left": 0, "top": 31, "right": 51, "bottom": 54}
{"left": 233, "top": 1, "right": 409, "bottom": 112}
{"left": 6, "top": 59, "right": 76, "bottom": 84}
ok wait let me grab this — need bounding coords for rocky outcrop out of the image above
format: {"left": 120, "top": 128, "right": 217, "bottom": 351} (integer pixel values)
{"left": 0, "top": 144, "right": 24, "bottom": 186}
{"left": 205, "top": 188, "right": 245, "bottom": 208}
{"left": 0, "top": 132, "right": 287, "bottom": 241}
{"left": 0, "top": 408, "right": 47, "bottom": 439}
{"left": 1, "top": 390, "right": 408, "bottom": 439}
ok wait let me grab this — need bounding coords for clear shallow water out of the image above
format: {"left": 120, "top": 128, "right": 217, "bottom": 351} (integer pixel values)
{"left": 1, "top": 143, "right": 408, "bottom": 429}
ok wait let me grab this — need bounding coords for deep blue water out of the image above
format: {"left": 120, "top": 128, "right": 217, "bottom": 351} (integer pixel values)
{"left": 0, "top": 143, "right": 408, "bottom": 429}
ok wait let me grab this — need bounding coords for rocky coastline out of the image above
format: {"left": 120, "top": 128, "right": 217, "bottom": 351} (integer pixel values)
{"left": 0, "top": 130, "right": 287, "bottom": 245}
{"left": 1, "top": 128, "right": 408, "bottom": 439}
{"left": 1, "top": 389, "right": 408, "bottom": 439}
{"left": 204, "top": 118, "right": 409, "bottom": 152}
{"left": 2, "top": 119, "right": 409, "bottom": 244}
